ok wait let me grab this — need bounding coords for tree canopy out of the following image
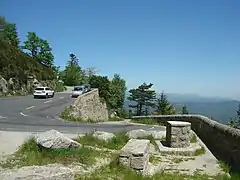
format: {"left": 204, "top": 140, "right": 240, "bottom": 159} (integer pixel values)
{"left": 60, "top": 53, "right": 84, "bottom": 86}
{"left": 108, "top": 74, "right": 127, "bottom": 112}
{"left": 21, "top": 32, "right": 54, "bottom": 67}
{"left": 0, "top": 16, "right": 19, "bottom": 47}
{"left": 128, "top": 83, "right": 156, "bottom": 116}
{"left": 155, "top": 92, "right": 175, "bottom": 115}
{"left": 182, "top": 105, "right": 189, "bottom": 114}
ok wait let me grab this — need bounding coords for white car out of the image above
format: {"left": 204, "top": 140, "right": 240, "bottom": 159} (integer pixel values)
{"left": 33, "top": 87, "right": 55, "bottom": 99}
{"left": 71, "top": 86, "right": 84, "bottom": 98}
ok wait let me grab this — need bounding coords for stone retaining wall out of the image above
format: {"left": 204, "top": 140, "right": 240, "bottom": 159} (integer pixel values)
{"left": 70, "top": 88, "right": 109, "bottom": 122}
{"left": 132, "top": 115, "right": 240, "bottom": 172}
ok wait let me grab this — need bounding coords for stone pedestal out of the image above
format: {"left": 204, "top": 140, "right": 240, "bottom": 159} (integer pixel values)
{"left": 119, "top": 139, "right": 150, "bottom": 173}
{"left": 166, "top": 121, "right": 191, "bottom": 148}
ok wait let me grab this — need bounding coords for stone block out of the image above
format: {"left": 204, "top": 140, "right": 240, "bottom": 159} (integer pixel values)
{"left": 119, "top": 139, "right": 150, "bottom": 173}
{"left": 166, "top": 121, "right": 191, "bottom": 148}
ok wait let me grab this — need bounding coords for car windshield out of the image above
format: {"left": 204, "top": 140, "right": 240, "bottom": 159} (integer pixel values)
{"left": 35, "top": 88, "right": 44, "bottom": 91}
{"left": 74, "top": 87, "right": 83, "bottom": 91}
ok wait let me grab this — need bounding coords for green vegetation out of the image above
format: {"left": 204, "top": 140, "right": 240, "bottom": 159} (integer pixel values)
{"left": 0, "top": 16, "right": 19, "bottom": 47}
{"left": 182, "top": 104, "right": 190, "bottom": 114}
{"left": 149, "top": 155, "right": 161, "bottom": 164}
{"left": 60, "top": 72, "right": 128, "bottom": 121}
{"left": 76, "top": 131, "right": 159, "bottom": 151}
{"left": 228, "top": 103, "right": 240, "bottom": 129}
{"left": 190, "top": 134, "right": 197, "bottom": 143}
{"left": 219, "top": 161, "right": 230, "bottom": 174}
{"left": 127, "top": 83, "right": 177, "bottom": 117}
{"left": 21, "top": 32, "right": 54, "bottom": 67}
{"left": 76, "top": 131, "right": 129, "bottom": 150}
{"left": 75, "top": 156, "right": 231, "bottom": 180}
{"left": 0, "top": 16, "right": 65, "bottom": 95}
{"left": 218, "top": 161, "right": 240, "bottom": 180}
{"left": 155, "top": 91, "right": 176, "bottom": 115}
{"left": 60, "top": 53, "right": 85, "bottom": 86}
{"left": 128, "top": 83, "right": 156, "bottom": 116}
{"left": 193, "top": 147, "right": 206, "bottom": 156}
{"left": 0, "top": 137, "right": 102, "bottom": 169}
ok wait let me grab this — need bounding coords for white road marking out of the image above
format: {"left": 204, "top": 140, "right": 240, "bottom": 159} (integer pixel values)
{"left": 59, "top": 97, "right": 64, "bottom": 99}
{"left": 26, "top": 106, "right": 35, "bottom": 110}
{"left": 44, "top": 100, "right": 52, "bottom": 104}
{"left": 0, "top": 116, "right": 7, "bottom": 119}
{"left": 20, "top": 112, "right": 28, "bottom": 116}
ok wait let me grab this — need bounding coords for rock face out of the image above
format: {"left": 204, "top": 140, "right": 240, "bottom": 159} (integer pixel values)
{"left": 0, "top": 75, "right": 8, "bottom": 94}
{"left": 35, "top": 130, "right": 81, "bottom": 149}
{"left": 119, "top": 139, "right": 150, "bottom": 173}
{"left": 70, "top": 88, "right": 109, "bottom": 122}
{"left": 92, "top": 131, "right": 116, "bottom": 142}
{"left": 166, "top": 121, "right": 191, "bottom": 148}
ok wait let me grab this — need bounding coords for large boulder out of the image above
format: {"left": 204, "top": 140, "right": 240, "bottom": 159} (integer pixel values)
{"left": 92, "top": 131, "right": 116, "bottom": 142}
{"left": 35, "top": 130, "right": 81, "bottom": 149}
{"left": 126, "top": 129, "right": 150, "bottom": 139}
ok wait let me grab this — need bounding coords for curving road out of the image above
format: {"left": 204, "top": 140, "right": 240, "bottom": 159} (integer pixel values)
{"left": 0, "top": 92, "right": 164, "bottom": 133}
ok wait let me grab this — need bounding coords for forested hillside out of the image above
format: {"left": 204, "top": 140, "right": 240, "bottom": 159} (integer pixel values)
{"left": 0, "top": 39, "right": 55, "bottom": 83}
{"left": 0, "top": 16, "right": 62, "bottom": 94}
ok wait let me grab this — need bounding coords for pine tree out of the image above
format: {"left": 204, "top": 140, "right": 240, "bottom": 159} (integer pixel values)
{"left": 155, "top": 92, "right": 175, "bottom": 115}
{"left": 182, "top": 105, "right": 189, "bottom": 114}
{"left": 62, "top": 53, "right": 84, "bottom": 86}
{"left": 128, "top": 83, "right": 156, "bottom": 116}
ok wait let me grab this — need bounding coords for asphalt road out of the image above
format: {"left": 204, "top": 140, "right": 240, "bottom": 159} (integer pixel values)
{"left": 0, "top": 92, "right": 165, "bottom": 133}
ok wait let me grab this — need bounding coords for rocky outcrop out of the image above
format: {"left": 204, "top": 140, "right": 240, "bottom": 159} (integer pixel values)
{"left": 0, "top": 73, "right": 65, "bottom": 96}
{"left": 35, "top": 130, "right": 81, "bottom": 149}
{"left": 70, "top": 88, "right": 109, "bottom": 122}
{"left": 0, "top": 75, "right": 8, "bottom": 94}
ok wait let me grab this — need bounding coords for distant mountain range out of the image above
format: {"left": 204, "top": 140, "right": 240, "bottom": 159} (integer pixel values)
{"left": 124, "top": 93, "right": 239, "bottom": 124}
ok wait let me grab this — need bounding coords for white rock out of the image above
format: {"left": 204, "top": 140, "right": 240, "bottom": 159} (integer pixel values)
{"left": 0, "top": 75, "right": 8, "bottom": 93}
{"left": 35, "top": 129, "right": 81, "bottom": 149}
{"left": 148, "top": 131, "right": 165, "bottom": 140}
{"left": 126, "top": 129, "right": 150, "bottom": 139}
{"left": 92, "top": 131, "right": 116, "bottom": 141}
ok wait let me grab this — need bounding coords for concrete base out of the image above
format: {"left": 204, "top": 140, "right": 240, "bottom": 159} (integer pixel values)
{"left": 156, "top": 140, "right": 203, "bottom": 156}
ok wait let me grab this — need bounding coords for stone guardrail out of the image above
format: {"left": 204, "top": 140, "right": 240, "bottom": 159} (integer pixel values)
{"left": 132, "top": 114, "right": 240, "bottom": 172}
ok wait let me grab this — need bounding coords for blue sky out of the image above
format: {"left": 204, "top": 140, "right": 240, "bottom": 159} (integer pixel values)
{"left": 1, "top": 0, "right": 240, "bottom": 99}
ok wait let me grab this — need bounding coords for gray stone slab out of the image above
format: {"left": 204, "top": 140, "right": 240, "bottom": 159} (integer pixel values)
{"left": 120, "top": 139, "right": 150, "bottom": 157}
{"left": 167, "top": 121, "right": 191, "bottom": 127}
